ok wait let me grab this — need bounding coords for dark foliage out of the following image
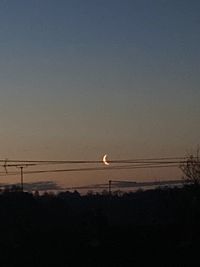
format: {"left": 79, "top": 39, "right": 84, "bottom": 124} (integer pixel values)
{"left": 0, "top": 186, "right": 200, "bottom": 266}
{"left": 180, "top": 149, "right": 200, "bottom": 187}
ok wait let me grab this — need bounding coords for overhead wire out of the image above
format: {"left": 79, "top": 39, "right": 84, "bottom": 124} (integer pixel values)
{"left": 0, "top": 156, "right": 187, "bottom": 165}
{"left": 0, "top": 163, "right": 180, "bottom": 176}
{"left": 0, "top": 156, "right": 192, "bottom": 177}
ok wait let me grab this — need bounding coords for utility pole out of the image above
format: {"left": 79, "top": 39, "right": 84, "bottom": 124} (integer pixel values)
{"left": 109, "top": 180, "right": 112, "bottom": 195}
{"left": 4, "top": 161, "right": 34, "bottom": 192}
{"left": 20, "top": 166, "right": 24, "bottom": 192}
{"left": 16, "top": 165, "right": 25, "bottom": 192}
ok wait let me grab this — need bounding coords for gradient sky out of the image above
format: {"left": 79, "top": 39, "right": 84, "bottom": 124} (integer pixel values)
{"left": 0, "top": 0, "right": 200, "bottom": 188}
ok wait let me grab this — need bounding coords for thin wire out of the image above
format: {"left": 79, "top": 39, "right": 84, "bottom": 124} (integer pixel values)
{"left": 0, "top": 156, "right": 187, "bottom": 165}
{"left": 0, "top": 163, "right": 180, "bottom": 176}
{"left": 0, "top": 161, "right": 186, "bottom": 168}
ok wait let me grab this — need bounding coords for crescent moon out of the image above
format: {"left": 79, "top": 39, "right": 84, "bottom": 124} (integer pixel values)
{"left": 103, "top": 154, "right": 110, "bottom": 166}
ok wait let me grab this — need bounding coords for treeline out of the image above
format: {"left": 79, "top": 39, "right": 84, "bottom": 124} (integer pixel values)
{"left": 0, "top": 186, "right": 200, "bottom": 266}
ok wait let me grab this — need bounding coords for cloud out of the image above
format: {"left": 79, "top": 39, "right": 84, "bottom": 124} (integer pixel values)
{"left": 0, "top": 181, "right": 63, "bottom": 191}
{"left": 64, "top": 180, "right": 183, "bottom": 191}
{"left": 0, "top": 179, "right": 182, "bottom": 192}
{"left": 24, "top": 181, "right": 63, "bottom": 191}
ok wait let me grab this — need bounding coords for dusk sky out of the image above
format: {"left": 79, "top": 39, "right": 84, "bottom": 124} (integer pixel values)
{"left": 0, "top": 1, "right": 200, "bottom": 188}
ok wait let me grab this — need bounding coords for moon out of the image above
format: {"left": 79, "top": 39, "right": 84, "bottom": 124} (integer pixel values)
{"left": 103, "top": 154, "right": 110, "bottom": 166}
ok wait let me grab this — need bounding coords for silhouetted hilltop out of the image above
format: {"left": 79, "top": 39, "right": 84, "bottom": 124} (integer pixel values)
{"left": 0, "top": 186, "right": 200, "bottom": 266}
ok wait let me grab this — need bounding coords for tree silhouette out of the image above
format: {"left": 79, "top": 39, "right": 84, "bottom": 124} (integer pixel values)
{"left": 180, "top": 148, "right": 200, "bottom": 187}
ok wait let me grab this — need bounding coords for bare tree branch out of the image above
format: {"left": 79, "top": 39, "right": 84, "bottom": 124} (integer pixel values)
{"left": 180, "top": 148, "right": 200, "bottom": 187}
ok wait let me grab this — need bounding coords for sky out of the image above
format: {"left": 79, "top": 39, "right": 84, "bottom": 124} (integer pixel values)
{"left": 0, "top": 0, "right": 200, "bottom": 189}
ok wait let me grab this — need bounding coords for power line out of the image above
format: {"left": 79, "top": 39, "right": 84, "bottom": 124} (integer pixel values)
{"left": 0, "top": 156, "right": 187, "bottom": 165}
{"left": 0, "top": 163, "right": 180, "bottom": 176}
{"left": 0, "top": 155, "right": 190, "bottom": 180}
{"left": 0, "top": 161, "right": 185, "bottom": 169}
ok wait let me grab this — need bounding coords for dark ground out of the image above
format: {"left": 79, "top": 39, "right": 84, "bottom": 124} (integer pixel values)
{"left": 0, "top": 185, "right": 200, "bottom": 266}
